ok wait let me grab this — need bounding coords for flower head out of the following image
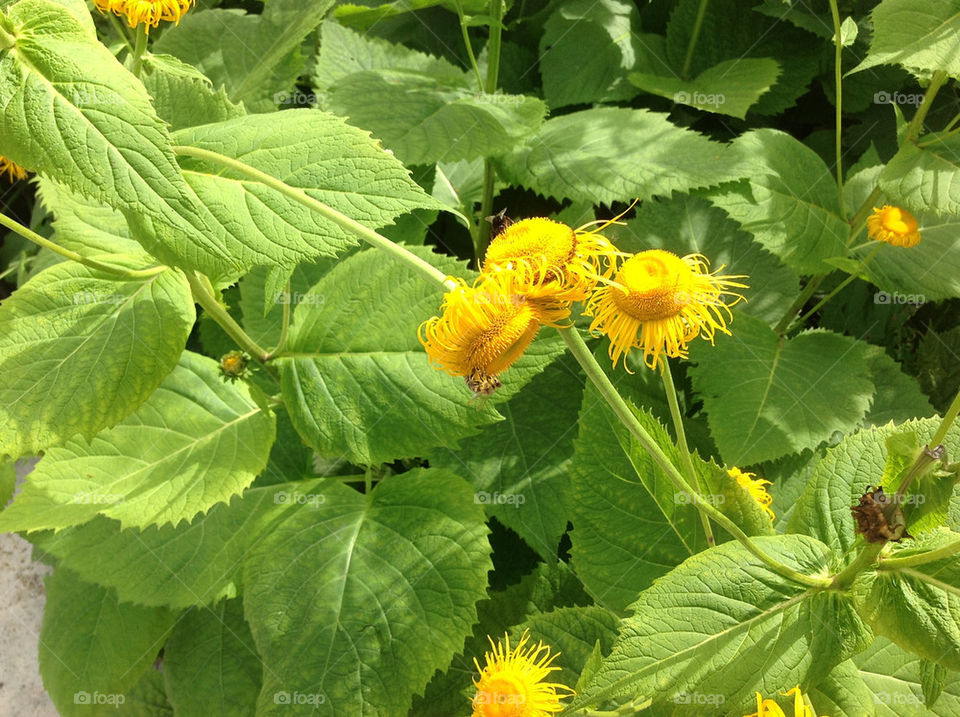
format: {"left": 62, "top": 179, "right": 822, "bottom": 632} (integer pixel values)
{"left": 483, "top": 217, "right": 618, "bottom": 302}
{"left": 729, "top": 467, "right": 775, "bottom": 521}
{"left": 472, "top": 630, "right": 574, "bottom": 717}
{"left": 584, "top": 249, "right": 746, "bottom": 370}
{"left": 744, "top": 686, "right": 822, "bottom": 717}
{"left": 866, "top": 205, "right": 921, "bottom": 247}
{"left": 419, "top": 273, "right": 566, "bottom": 396}
{"left": 93, "top": 0, "right": 193, "bottom": 31}
{"left": 0, "top": 156, "right": 28, "bottom": 183}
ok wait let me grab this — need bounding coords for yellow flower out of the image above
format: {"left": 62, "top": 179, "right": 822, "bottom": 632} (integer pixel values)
{"left": 483, "top": 217, "right": 618, "bottom": 302}
{"left": 93, "top": 0, "right": 193, "bottom": 31}
{"left": 418, "top": 272, "right": 566, "bottom": 396}
{"left": 0, "top": 156, "right": 28, "bottom": 183}
{"left": 866, "top": 205, "right": 921, "bottom": 247}
{"left": 744, "top": 686, "right": 823, "bottom": 717}
{"left": 584, "top": 249, "right": 746, "bottom": 370}
{"left": 729, "top": 467, "right": 775, "bottom": 521}
{"left": 472, "top": 630, "right": 574, "bottom": 717}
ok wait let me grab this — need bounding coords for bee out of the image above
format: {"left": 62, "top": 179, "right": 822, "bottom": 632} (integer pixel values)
{"left": 465, "top": 369, "right": 502, "bottom": 404}
{"left": 485, "top": 208, "right": 513, "bottom": 240}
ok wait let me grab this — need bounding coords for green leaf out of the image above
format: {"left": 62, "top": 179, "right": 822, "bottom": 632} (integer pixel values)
{"left": 572, "top": 535, "right": 870, "bottom": 714}
{"left": 630, "top": 58, "right": 782, "bottom": 119}
{"left": 854, "top": 636, "right": 960, "bottom": 715}
{"left": 278, "top": 246, "right": 564, "bottom": 465}
{"left": 114, "top": 666, "right": 172, "bottom": 717}
{"left": 429, "top": 354, "right": 581, "bottom": 560}
{"left": 705, "top": 129, "right": 850, "bottom": 274}
{"left": 922, "top": 658, "right": 949, "bottom": 708}
{"left": 518, "top": 606, "right": 619, "bottom": 690}
{"left": 31, "top": 480, "right": 328, "bottom": 608}
{"left": 863, "top": 345, "right": 935, "bottom": 427}
{"left": 788, "top": 418, "right": 960, "bottom": 559}
{"left": 0, "top": 457, "right": 14, "bottom": 508}
{"left": 0, "top": 260, "right": 194, "bottom": 458}
{"left": 919, "top": 328, "right": 960, "bottom": 411}
{"left": 497, "top": 107, "right": 749, "bottom": 205}
{"left": 880, "top": 136, "right": 960, "bottom": 218}
{"left": 153, "top": 0, "right": 335, "bottom": 110}
{"left": 140, "top": 53, "right": 246, "bottom": 132}
{"left": 38, "top": 569, "right": 177, "bottom": 717}
{"left": 243, "top": 469, "right": 491, "bottom": 716}
{"left": 539, "top": 0, "right": 642, "bottom": 109}
{"left": 854, "top": 0, "right": 960, "bottom": 79}
{"left": 838, "top": 16, "right": 859, "bottom": 47}
{"left": 0, "top": 351, "right": 276, "bottom": 531}
{"left": 689, "top": 313, "right": 875, "bottom": 465}
{"left": 808, "top": 659, "right": 878, "bottom": 717}
{"left": 606, "top": 195, "right": 800, "bottom": 325}
{"left": 0, "top": 0, "right": 193, "bottom": 219}
{"left": 164, "top": 599, "right": 261, "bottom": 716}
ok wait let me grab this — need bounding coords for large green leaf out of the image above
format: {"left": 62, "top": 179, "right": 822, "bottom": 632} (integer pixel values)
{"left": 0, "top": 260, "right": 193, "bottom": 459}
{"left": 0, "top": 0, "right": 192, "bottom": 219}
{"left": 0, "top": 351, "right": 275, "bottom": 531}
{"left": 689, "top": 313, "right": 875, "bottom": 465}
{"left": 430, "top": 354, "right": 582, "bottom": 560}
{"left": 862, "top": 345, "right": 934, "bottom": 427}
{"left": 854, "top": 0, "right": 960, "bottom": 79}
{"left": 705, "top": 129, "right": 850, "bottom": 275}
{"left": 539, "top": 0, "right": 642, "bottom": 109}
{"left": 38, "top": 569, "right": 177, "bottom": 717}
{"left": 31, "top": 480, "right": 328, "bottom": 608}
{"left": 808, "top": 659, "right": 878, "bottom": 717}
{"left": 497, "top": 107, "right": 749, "bottom": 205}
{"left": 243, "top": 470, "right": 491, "bottom": 716}
{"left": 571, "top": 536, "right": 870, "bottom": 714}
{"left": 880, "top": 136, "right": 960, "bottom": 218}
{"left": 36, "top": 178, "right": 144, "bottom": 256}
{"left": 164, "top": 599, "right": 261, "bottom": 717}
{"left": 140, "top": 52, "right": 246, "bottom": 132}
{"left": 278, "top": 246, "right": 564, "bottom": 465}
{"left": 854, "top": 636, "right": 960, "bottom": 715}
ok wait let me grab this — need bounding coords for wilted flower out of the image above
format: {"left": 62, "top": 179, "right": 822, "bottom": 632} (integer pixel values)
{"left": 729, "top": 467, "right": 775, "bottom": 521}
{"left": 866, "top": 205, "right": 921, "bottom": 247}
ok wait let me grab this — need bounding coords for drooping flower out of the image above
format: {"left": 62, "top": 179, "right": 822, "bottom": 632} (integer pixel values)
{"left": 483, "top": 217, "right": 619, "bottom": 302}
{"left": 866, "top": 205, "right": 921, "bottom": 247}
{"left": 472, "top": 630, "right": 574, "bottom": 717}
{"left": 729, "top": 467, "right": 775, "bottom": 521}
{"left": 93, "top": 0, "right": 193, "bottom": 31}
{"left": 418, "top": 272, "right": 567, "bottom": 397}
{"left": 744, "top": 686, "right": 823, "bottom": 717}
{"left": 0, "top": 156, "right": 28, "bottom": 183}
{"left": 584, "top": 249, "right": 746, "bottom": 370}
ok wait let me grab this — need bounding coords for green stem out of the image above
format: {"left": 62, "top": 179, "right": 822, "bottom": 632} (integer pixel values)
{"left": 559, "top": 327, "right": 830, "bottom": 589}
{"left": 661, "top": 360, "right": 714, "bottom": 547}
{"left": 828, "top": 0, "right": 844, "bottom": 213}
{"left": 786, "top": 246, "right": 883, "bottom": 332}
{"left": 917, "top": 123, "right": 960, "bottom": 148}
{"left": 267, "top": 279, "right": 292, "bottom": 359}
{"left": 0, "top": 211, "right": 166, "bottom": 279}
{"left": 185, "top": 271, "right": 270, "bottom": 362}
{"left": 130, "top": 22, "right": 148, "bottom": 78}
{"left": 456, "top": 0, "right": 485, "bottom": 90}
{"left": 831, "top": 542, "right": 884, "bottom": 589}
{"left": 680, "top": 0, "right": 709, "bottom": 80}
{"left": 880, "top": 539, "right": 960, "bottom": 570}
{"left": 774, "top": 275, "right": 826, "bottom": 335}
{"left": 107, "top": 14, "right": 134, "bottom": 52}
{"left": 476, "top": 0, "right": 504, "bottom": 261}
{"left": 848, "top": 184, "right": 884, "bottom": 235}
{"left": 905, "top": 70, "right": 949, "bottom": 144}
{"left": 931, "top": 386, "right": 960, "bottom": 447}
{"left": 172, "top": 146, "right": 454, "bottom": 291}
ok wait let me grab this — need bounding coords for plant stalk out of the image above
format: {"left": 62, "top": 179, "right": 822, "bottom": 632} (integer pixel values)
{"left": 130, "top": 22, "right": 148, "bottom": 78}
{"left": 185, "top": 271, "right": 270, "bottom": 362}
{"left": 828, "top": 0, "right": 845, "bottom": 212}
{"left": 476, "top": 0, "right": 504, "bottom": 261}
{"left": 681, "top": 0, "right": 709, "bottom": 80}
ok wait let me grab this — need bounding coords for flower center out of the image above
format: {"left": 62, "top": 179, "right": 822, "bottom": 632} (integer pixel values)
{"left": 475, "top": 674, "right": 530, "bottom": 717}
{"left": 880, "top": 206, "right": 917, "bottom": 235}
{"left": 466, "top": 298, "right": 540, "bottom": 375}
{"left": 611, "top": 250, "right": 696, "bottom": 321}
{"left": 484, "top": 218, "right": 578, "bottom": 270}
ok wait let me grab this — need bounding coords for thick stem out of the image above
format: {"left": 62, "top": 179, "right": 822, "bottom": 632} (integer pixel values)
{"left": 828, "top": 0, "right": 845, "bottom": 213}
{"left": 476, "top": 0, "right": 504, "bottom": 260}
{"left": 774, "top": 275, "right": 826, "bottom": 335}
{"left": 0, "top": 211, "right": 166, "bottom": 279}
{"left": 186, "top": 272, "right": 270, "bottom": 362}
{"left": 680, "top": 0, "right": 709, "bottom": 80}
{"left": 831, "top": 542, "right": 884, "bottom": 590}
{"left": 931, "top": 387, "right": 960, "bottom": 447}
{"left": 905, "top": 70, "right": 949, "bottom": 144}
{"left": 661, "top": 360, "right": 714, "bottom": 547}
{"left": 172, "top": 145, "right": 455, "bottom": 291}
{"left": 559, "top": 328, "right": 830, "bottom": 589}
{"left": 130, "top": 22, "right": 148, "bottom": 78}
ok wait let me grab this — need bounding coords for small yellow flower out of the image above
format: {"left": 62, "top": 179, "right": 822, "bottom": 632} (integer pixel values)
{"left": 744, "top": 686, "right": 823, "bottom": 717}
{"left": 483, "top": 217, "right": 618, "bottom": 302}
{"left": 729, "top": 467, "right": 775, "bottom": 521}
{"left": 472, "top": 630, "right": 574, "bottom": 717}
{"left": 866, "top": 205, "right": 921, "bottom": 247}
{"left": 93, "top": 0, "right": 193, "bottom": 31}
{"left": 419, "top": 272, "right": 567, "bottom": 394}
{"left": 0, "top": 156, "right": 28, "bottom": 183}
{"left": 584, "top": 249, "right": 746, "bottom": 370}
